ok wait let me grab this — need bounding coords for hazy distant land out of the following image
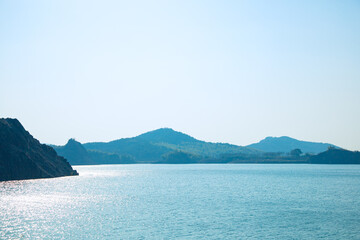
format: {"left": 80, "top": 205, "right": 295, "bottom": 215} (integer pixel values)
{"left": 51, "top": 128, "right": 360, "bottom": 165}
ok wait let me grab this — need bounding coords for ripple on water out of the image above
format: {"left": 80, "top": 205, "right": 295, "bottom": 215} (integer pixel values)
{"left": 1, "top": 164, "right": 360, "bottom": 239}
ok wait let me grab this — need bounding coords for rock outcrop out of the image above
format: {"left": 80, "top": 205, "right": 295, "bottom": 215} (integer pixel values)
{"left": 0, "top": 118, "right": 78, "bottom": 181}
{"left": 52, "top": 138, "right": 135, "bottom": 165}
{"left": 53, "top": 138, "right": 95, "bottom": 165}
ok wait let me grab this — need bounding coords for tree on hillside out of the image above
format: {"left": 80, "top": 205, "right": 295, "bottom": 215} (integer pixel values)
{"left": 328, "top": 146, "right": 336, "bottom": 150}
{"left": 290, "top": 149, "right": 302, "bottom": 158}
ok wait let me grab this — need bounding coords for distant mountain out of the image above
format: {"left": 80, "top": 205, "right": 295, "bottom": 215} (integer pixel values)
{"left": 247, "top": 136, "right": 339, "bottom": 154}
{"left": 53, "top": 139, "right": 134, "bottom": 165}
{"left": 0, "top": 118, "right": 78, "bottom": 181}
{"left": 140, "top": 128, "right": 258, "bottom": 157}
{"left": 137, "top": 128, "right": 197, "bottom": 144}
{"left": 49, "top": 128, "right": 359, "bottom": 165}
{"left": 309, "top": 148, "right": 360, "bottom": 164}
{"left": 52, "top": 139, "right": 95, "bottom": 165}
{"left": 83, "top": 138, "right": 171, "bottom": 163}
{"left": 83, "top": 128, "right": 259, "bottom": 163}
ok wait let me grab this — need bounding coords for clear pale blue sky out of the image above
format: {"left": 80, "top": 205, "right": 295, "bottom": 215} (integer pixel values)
{"left": 1, "top": 0, "right": 359, "bottom": 150}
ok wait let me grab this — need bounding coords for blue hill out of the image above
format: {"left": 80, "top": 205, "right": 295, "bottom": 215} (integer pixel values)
{"left": 247, "top": 136, "right": 339, "bottom": 154}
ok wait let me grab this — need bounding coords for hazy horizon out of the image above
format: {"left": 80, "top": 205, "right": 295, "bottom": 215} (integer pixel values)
{"left": 1, "top": 0, "right": 359, "bottom": 150}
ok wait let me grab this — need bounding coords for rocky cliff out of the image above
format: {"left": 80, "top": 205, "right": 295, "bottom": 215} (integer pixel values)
{"left": 0, "top": 118, "right": 78, "bottom": 181}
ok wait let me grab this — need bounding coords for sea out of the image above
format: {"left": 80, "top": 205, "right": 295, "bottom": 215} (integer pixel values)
{"left": 1, "top": 164, "right": 360, "bottom": 239}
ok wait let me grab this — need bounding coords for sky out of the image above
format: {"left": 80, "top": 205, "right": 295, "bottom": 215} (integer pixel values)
{"left": 1, "top": 0, "right": 360, "bottom": 150}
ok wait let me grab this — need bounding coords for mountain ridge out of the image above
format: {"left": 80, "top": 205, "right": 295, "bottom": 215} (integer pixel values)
{"left": 50, "top": 128, "right": 357, "bottom": 165}
{"left": 136, "top": 128, "right": 198, "bottom": 144}
{"left": 247, "top": 136, "right": 339, "bottom": 154}
{"left": 82, "top": 128, "right": 258, "bottom": 162}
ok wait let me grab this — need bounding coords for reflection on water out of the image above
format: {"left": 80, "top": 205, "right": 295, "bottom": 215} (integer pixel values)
{"left": 1, "top": 164, "right": 360, "bottom": 239}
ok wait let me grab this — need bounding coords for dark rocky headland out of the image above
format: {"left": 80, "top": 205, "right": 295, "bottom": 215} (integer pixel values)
{"left": 0, "top": 118, "right": 78, "bottom": 181}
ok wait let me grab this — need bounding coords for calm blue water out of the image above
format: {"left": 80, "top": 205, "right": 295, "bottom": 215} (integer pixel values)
{"left": 1, "top": 164, "right": 360, "bottom": 239}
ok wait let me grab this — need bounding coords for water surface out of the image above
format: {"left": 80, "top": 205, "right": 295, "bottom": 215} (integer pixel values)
{"left": 1, "top": 164, "right": 360, "bottom": 239}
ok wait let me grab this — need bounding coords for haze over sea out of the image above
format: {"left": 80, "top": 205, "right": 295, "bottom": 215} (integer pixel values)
{"left": 1, "top": 164, "right": 360, "bottom": 239}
